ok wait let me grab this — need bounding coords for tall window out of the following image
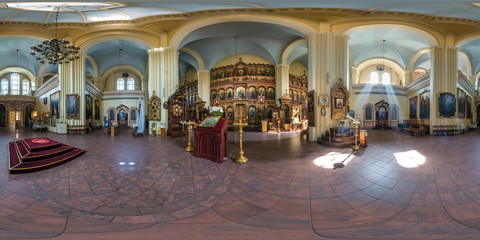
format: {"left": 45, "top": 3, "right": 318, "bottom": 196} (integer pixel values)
{"left": 109, "top": 110, "right": 115, "bottom": 121}
{"left": 382, "top": 73, "right": 391, "bottom": 84}
{"left": 369, "top": 72, "right": 379, "bottom": 84}
{"left": 11, "top": 74, "right": 19, "bottom": 95}
{"left": 392, "top": 106, "right": 398, "bottom": 120}
{"left": 31, "top": 80, "right": 35, "bottom": 91}
{"left": 130, "top": 109, "right": 136, "bottom": 121}
{"left": 117, "top": 78, "right": 125, "bottom": 91}
{"left": 22, "top": 80, "right": 29, "bottom": 95}
{"left": 365, "top": 107, "right": 373, "bottom": 120}
{"left": 1, "top": 79, "right": 7, "bottom": 95}
{"left": 127, "top": 78, "right": 134, "bottom": 90}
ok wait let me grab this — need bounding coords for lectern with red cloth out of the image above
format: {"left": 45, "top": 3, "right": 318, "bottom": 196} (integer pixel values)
{"left": 194, "top": 117, "right": 227, "bottom": 163}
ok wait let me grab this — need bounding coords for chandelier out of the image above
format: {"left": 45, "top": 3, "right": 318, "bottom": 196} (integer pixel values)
{"left": 30, "top": 8, "right": 80, "bottom": 65}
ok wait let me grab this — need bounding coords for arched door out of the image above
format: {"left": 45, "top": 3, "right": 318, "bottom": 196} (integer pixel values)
{"left": 374, "top": 100, "right": 390, "bottom": 129}
{"left": 25, "top": 104, "right": 35, "bottom": 129}
{"left": 476, "top": 104, "right": 480, "bottom": 125}
{"left": 0, "top": 104, "right": 5, "bottom": 127}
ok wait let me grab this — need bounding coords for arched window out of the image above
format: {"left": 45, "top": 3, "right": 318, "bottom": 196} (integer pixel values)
{"left": 392, "top": 106, "right": 398, "bottom": 120}
{"left": 127, "top": 78, "right": 134, "bottom": 90}
{"left": 382, "top": 73, "right": 391, "bottom": 84}
{"left": 369, "top": 72, "right": 379, "bottom": 84}
{"left": 31, "top": 80, "right": 35, "bottom": 91}
{"left": 22, "top": 80, "right": 29, "bottom": 95}
{"left": 130, "top": 109, "right": 136, "bottom": 121}
{"left": 117, "top": 78, "right": 125, "bottom": 91}
{"left": 365, "top": 106, "right": 373, "bottom": 120}
{"left": 109, "top": 110, "right": 115, "bottom": 121}
{"left": 11, "top": 74, "right": 19, "bottom": 95}
{"left": 1, "top": 79, "right": 7, "bottom": 95}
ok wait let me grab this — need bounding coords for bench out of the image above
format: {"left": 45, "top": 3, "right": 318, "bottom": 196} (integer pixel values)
{"left": 432, "top": 125, "right": 458, "bottom": 136}
{"left": 398, "top": 122, "right": 425, "bottom": 137}
{"left": 67, "top": 125, "right": 88, "bottom": 134}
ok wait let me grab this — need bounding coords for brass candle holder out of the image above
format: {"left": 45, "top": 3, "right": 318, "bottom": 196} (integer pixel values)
{"left": 277, "top": 119, "right": 281, "bottom": 133}
{"left": 234, "top": 119, "right": 248, "bottom": 164}
{"left": 184, "top": 120, "right": 196, "bottom": 152}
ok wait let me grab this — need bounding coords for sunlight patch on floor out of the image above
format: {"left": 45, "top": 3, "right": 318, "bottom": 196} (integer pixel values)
{"left": 313, "top": 152, "right": 354, "bottom": 169}
{"left": 394, "top": 150, "right": 426, "bottom": 168}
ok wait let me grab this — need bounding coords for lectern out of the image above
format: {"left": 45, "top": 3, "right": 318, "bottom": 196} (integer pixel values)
{"left": 194, "top": 117, "right": 227, "bottom": 163}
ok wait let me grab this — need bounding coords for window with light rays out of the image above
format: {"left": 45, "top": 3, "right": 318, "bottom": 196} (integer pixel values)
{"left": 1, "top": 79, "right": 7, "bottom": 95}
{"left": 22, "top": 80, "right": 29, "bottom": 95}
{"left": 117, "top": 78, "right": 125, "bottom": 91}
{"left": 369, "top": 72, "right": 379, "bottom": 84}
{"left": 11, "top": 74, "right": 19, "bottom": 95}
{"left": 382, "top": 72, "right": 391, "bottom": 84}
{"left": 127, "top": 78, "right": 134, "bottom": 90}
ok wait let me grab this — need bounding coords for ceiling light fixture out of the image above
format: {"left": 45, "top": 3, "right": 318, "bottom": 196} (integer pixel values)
{"left": 30, "top": 7, "right": 80, "bottom": 65}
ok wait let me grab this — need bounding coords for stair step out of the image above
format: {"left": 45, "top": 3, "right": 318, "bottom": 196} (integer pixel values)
{"left": 15, "top": 141, "right": 29, "bottom": 158}
{"left": 8, "top": 142, "right": 21, "bottom": 170}
{"left": 22, "top": 145, "right": 74, "bottom": 162}
{"left": 9, "top": 148, "right": 85, "bottom": 173}
{"left": 22, "top": 138, "right": 62, "bottom": 152}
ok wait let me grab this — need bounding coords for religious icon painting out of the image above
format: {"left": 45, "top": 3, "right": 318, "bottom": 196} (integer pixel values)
{"left": 211, "top": 90, "right": 217, "bottom": 101}
{"left": 457, "top": 89, "right": 465, "bottom": 118}
{"left": 218, "top": 89, "right": 225, "bottom": 100}
{"left": 86, "top": 95, "right": 93, "bottom": 119}
{"left": 419, "top": 91, "right": 430, "bottom": 119}
{"left": 248, "top": 86, "right": 256, "bottom": 99}
{"left": 466, "top": 95, "right": 472, "bottom": 119}
{"left": 248, "top": 106, "right": 256, "bottom": 120}
{"left": 94, "top": 100, "right": 100, "bottom": 120}
{"left": 409, "top": 96, "right": 417, "bottom": 119}
{"left": 50, "top": 91, "right": 60, "bottom": 118}
{"left": 258, "top": 87, "right": 265, "bottom": 97}
{"left": 267, "top": 87, "right": 275, "bottom": 100}
{"left": 226, "top": 88, "right": 234, "bottom": 99}
{"left": 438, "top": 92, "right": 456, "bottom": 117}
{"left": 66, "top": 94, "right": 79, "bottom": 119}
{"left": 236, "top": 86, "right": 246, "bottom": 99}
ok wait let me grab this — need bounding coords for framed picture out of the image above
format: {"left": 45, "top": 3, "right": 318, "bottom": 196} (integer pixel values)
{"left": 198, "top": 116, "right": 221, "bottom": 128}
{"left": 307, "top": 91, "right": 315, "bottom": 112}
{"left": 94, "top": 100, "right": 100, "bottom": 120}
{"left": 419, "top": 91, "right": 430, "bottom": 119}
{"left": 457, "top": 89, "right": 465, "bottom": 118}
{"left": 86, "top": 95, "right": 93, "bottom": 119}
{"left": 43, "top": 97, "right": 47, "bottom": 105}
{"left": 438, "top": 92, "right": 456, "bottom": 117}
{"left": 272, "top": 111, "right": 279, "bottom": 119}
{"left": 409, "top": 96, "right": 417, "bottom": 119}
{"left": 66, "top": 94, "right": 79, "bottom": 119}
{"left": 466, "top": 95, "right": 472, "bottom": 119}
{"left": 334, "top": 97, "right": 344, "bottom": 109}
{"left": 321, "top": 107, "right": 326, "bottom": 116}
{"left": 279, "top": 110, "right": 285, "bottom": 119}
{"left": 50, "top": 91, "right": 60, "bottom": 118}
{"left": 318, "top": 95, "right": 328, "bottom": 107}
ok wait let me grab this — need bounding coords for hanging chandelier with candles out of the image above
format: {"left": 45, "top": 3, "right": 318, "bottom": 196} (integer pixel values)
{"left": 30, "top": 8, "right": 80, "bottom": 65}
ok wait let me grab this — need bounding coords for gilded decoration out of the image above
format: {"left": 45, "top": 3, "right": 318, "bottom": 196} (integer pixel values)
{"left": 210, "top": 59, "right": 276, "bottom": 126}
{"left": 331, "top": 78, "right": 349, "bottom": 120}
{"left": 147, "top": 91, "right": 161, "bottom": 121}
{"left": 289, "top": 72, "right": 308, "bottom": 104}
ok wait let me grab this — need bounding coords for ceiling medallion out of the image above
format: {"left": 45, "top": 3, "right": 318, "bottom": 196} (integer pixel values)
{"left": 30, "top": 8, "right": 80, "bottom": 65}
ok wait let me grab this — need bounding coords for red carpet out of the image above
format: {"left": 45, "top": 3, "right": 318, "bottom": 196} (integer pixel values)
{"left": 9, "top": 137, "right": 85, "bottom": 173}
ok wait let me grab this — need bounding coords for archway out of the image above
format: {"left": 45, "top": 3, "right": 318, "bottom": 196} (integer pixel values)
{"left": 24, "top": 104, "right": 35, "bottom": 129}
{"left": 374, "top": 100, "right": 391, "bottom": 129}
{"left": 0, "top": 104, "right": 5, "bottom": 127}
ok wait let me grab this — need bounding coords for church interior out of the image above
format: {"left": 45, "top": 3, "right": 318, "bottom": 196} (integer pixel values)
{"left": 0, "top": 1, "right": 480, "bottom": 239}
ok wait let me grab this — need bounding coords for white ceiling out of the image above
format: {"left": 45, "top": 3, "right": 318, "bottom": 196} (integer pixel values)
{"left": 2, "top": 1, "right": 480, "bottom": 23}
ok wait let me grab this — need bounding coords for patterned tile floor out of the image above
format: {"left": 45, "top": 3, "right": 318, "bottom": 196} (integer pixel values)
{"left": 0, "top": 127, "right": 480, "bottom": 239}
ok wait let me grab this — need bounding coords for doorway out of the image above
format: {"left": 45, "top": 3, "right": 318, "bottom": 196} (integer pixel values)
{"left": 25, "top": 104, "right": 35, "bottom": 129}
{"left": 0, "top": 104, "right": 5, "bottom": 127}
{"left": 374, "top": 100, "right": 391, "bottom": 129}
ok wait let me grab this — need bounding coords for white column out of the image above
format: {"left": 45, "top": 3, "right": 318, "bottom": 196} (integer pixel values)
{"left": 430, "top": 46, "right": 457, "bottom": 134}
{"left": 147, "top": 47, "right": 179, "bottom": 132}
{"left": 197, "top": 70, "right": 210, "bottom": 106}
{"left": 58, "top": 52, "right": 86, "bottom": 128}
{"left": 307, "top": 32, "right": 349, "bottom": 141}
{"left": 275, "top": 64, "right": 289, "bottom": 105}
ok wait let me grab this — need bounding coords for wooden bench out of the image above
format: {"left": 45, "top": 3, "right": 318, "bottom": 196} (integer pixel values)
{"left": 432, "top": 125, "right": 458, "bottom": 136}
{"left": 398, "top": 122, "right": 425, "bottom": 137}
{"left": 67, "top": 125, "right": 88, "bottom": 134}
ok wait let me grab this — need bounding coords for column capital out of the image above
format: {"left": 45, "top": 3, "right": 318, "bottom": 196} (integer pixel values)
{"left": 148, "top": 46, "right": 178, "bottom": 53}
{"left": 275, "top": 64, "right": 290, "bottom": 68}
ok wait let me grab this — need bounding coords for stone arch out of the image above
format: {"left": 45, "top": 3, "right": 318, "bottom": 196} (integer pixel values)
{"left": 281, "top": 39, "right": 306, "bottom": 65}
{"left": 458, "top": 51, "right": 473, "bottom": 78}
{"left": 85, "top": 54, "right": 100, "bottom": 78}
{"left": 408, "top": 48, "right": 431, "bottom": 72}
{"left": 180, "top": 47, "right": 205, "bottom": 71}
{"left": 0, "top": 67, "right": 35, "bottom": 82}
{"left": 342, "top": 23, "right": 440, "bottom": 47}
{"left": 170, "top": 14, "right": 314, "bottom": 49}
{"left": 78, "top": 34, "right": 155, "bottom": 53}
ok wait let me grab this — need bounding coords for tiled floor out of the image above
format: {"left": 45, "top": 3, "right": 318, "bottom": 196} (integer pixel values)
{"left": 0, "top": 127, "right": 480, "bottom": 239}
